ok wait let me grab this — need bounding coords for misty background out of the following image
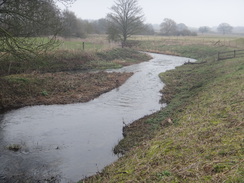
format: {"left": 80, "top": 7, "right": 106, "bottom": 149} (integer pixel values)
{"left": 58, "top": 0, "right": 244, "bottom": 35}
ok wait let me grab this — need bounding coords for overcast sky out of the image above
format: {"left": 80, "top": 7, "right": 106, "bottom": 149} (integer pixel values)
{"left": 60, "top": 0, "right": 244, "bottom": 27}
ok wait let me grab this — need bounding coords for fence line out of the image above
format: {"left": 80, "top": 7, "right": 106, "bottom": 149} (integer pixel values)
{"left": 217, "top": 49, "right": 244, "bottom": 60}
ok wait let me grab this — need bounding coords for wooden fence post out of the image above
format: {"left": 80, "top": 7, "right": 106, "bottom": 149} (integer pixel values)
{"left": 234, "top": 50, "right": 236, "bottom": 58}
{"left": 83, "top": 42, "right": 85, "bottom": 50}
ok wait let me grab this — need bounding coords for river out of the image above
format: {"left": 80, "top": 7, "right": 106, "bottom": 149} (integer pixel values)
{"left": 0, "top": 53, "right": 194, "bottom": 182}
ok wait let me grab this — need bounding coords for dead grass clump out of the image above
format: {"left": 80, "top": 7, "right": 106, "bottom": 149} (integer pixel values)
{"left": 7, "top": 144, "right": 22, "bottom": 152}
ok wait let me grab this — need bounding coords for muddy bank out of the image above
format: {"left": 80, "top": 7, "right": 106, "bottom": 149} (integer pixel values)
{"left": 0, "top": 71, "right": 133, "bottom": 111}
{"left": 113, "top": 112, "right": 160, "bottom": 154}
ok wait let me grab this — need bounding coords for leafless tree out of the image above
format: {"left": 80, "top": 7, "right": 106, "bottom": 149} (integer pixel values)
{"left": 160, "top": 18, "right": 177, "bottom": 36}
{"left": 139, "top": 24, "right": 155, "bottom": 35}
{"left": 198, "top": 26, "right": 210, "bottom": 34}
{"left": 217, "top": 23, "right": 233, "bottom": 35}
{"left": 107, "top": 0, "right": 144, "bottom": 47}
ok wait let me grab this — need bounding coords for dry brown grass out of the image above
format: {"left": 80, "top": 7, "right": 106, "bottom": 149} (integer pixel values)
{"left": 0, "top": 72, "right": 133, "bottom": 110}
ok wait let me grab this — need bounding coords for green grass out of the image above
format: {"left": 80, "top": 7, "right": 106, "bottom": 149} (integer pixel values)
{"left": 0, "top": 35, "right": 120, "bottom": 75}
{"left": 131, "top": 35, "right": 244, "bottom": 62}
{"left": 234, "top": 38, "right": 244, "bottom": 47}
{"left": 59, "top": 41, "right": 103, "bottom": 50}
{"left": 84, "top": 61, "right": 244, "bottom": 182}
{"left": 82, "top": 38, "right": 244, "bottom": 183}
{"left": 138, "top": 40, "right": 231, "bottom": 60}
{"left": 0, "top": 35, "right": 243, "bottom": 182}
{"left": 0, "top": 48, "right": 151, "bottom": 76}
{"left": 0, "top": 47, "right": 151, "bottom": 110}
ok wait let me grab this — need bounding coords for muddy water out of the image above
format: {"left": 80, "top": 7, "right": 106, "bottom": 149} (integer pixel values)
{"left": 0, "top": 53, "right": 194, "bottom": 182}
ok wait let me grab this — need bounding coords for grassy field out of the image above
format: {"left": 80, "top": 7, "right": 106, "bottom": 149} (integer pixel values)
{"left": 82, "top": 35, "right": 244, "bottom": 182}
{"left": 57, "top": 35, "right": 118, "bottom": 51}
{"left": 131, "top": 35, "right": 244, "bottom": 48}
{"left": 0, "top": 48, "right": 150, "bottom": 76}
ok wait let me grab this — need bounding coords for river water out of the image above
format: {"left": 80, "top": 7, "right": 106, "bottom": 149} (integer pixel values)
{"left": 0, "top": 53, "right": 194, "bottom": 182}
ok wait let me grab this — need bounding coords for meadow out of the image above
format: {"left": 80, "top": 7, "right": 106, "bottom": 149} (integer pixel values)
{"left": 81, "top": 34, "right": 244, "bottom": 183}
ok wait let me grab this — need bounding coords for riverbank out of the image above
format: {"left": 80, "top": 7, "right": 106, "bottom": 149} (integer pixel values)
{"left": 82, "top": 44, "right": 244, "bottom": 182}
{"left": 0, "top": 48, "right": 151, "bottom": 111}
{"left": 0, "top": 72, "right": 133, "bottom": 110}
{"left": 0, "top": 52, "right": 180, "bottom": 183}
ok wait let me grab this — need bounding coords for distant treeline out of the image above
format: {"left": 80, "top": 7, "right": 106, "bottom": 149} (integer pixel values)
{"left": 59, "top": 10, "right": 156, "bottom": 38}
{"left": 1, "top": 0, "right": 242, "bottom": 41}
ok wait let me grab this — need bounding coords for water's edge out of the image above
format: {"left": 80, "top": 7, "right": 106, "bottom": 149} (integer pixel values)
{"left": 0, "top": 53, "right": 194, "bottom": 182}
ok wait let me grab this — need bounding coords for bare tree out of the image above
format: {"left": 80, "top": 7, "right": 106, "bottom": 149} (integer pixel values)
{"left": 177, "top": 23, "right": 188, "bottom": 32}
{"left": 198, "top": 26, "right": 210, "bottom": 34}
{"left": 139, "top": 24, "right": 155, "bottom": 35}
{"left": 217, "top": 23, "right": 233, "bottom": 35}
{"left": 107, "top": 0, "right": 144, "bottom": 47}
{"left": 92, "top": 18, "right": 108, "bottom": 34}
{"left": 160, "top": 18, "right": 177, "bottom": 36}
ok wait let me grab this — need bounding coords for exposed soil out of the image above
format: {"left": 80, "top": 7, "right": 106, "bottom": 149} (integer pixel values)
{"left": 0, "top": 71, "right": 133, "bottom": 111}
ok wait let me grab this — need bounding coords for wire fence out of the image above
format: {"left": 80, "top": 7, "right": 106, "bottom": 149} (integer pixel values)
{"left": 217, "top": 49, "right": 244, "bottom": 60}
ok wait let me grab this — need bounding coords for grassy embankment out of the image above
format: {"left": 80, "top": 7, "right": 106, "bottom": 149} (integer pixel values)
{"left": 0, "top": 40, "right": 151, "bottom": 110}
{"left": 82, "top": 36, "right": 244, "bottom": 182}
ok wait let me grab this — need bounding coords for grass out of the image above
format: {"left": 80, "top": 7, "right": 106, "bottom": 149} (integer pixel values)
{"left": 0, "top": 47, "right": 151, "bottom": 110}
{"left": 81, "top": 36, "right": 244, "bottom": 182}
{"left": 0, "top": 35, "right": 119, "bottom": 76}
{"left": 0, "top": 35, "right": 243, "bottom": 182}
{"left": 131, "top": 35, "right": 244, "bottom": 61}
{"left": 59, "top": 40, "right": 103, "bottom": 51}
{"left": 0, "top": 72, "right": 133, "bottom": 110}
{"left": 0, "top": 48, "right": 151, "bottom": 76}
{"left": 57, "top": 34, "right": 117, "bottom": 51}
{"left": 137, "top": 40, "right": 231, "bottom": 60}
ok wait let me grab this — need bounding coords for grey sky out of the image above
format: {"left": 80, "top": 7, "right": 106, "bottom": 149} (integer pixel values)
{"left": 61, "top": 0, "right": 244, "bottom": 27}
